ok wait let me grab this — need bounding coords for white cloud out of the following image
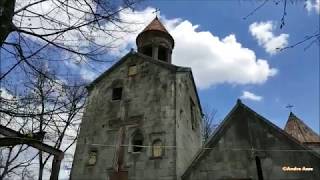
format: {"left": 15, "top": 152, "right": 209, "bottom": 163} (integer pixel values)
{"left": 79, "top": 68, "right": 97, "bottom": 81}
{"left": 96, "top": 8, "right": 277, "bottom": 89}
{"left": 249, "top": 21, "right": 289, "bottom": 54}
{"left": 13, "top": 2, "right": 166, "bottom": 57}
{"left": 13, "top": 3, "right": 277, "bottom": 89}
{"left": 240, "top": 91, "right": 263, "bottom": 101}
{"left": 171, "top": 21, "right": 277, "bottom": 88}
{"left": 100, "top": 7, "right": 181, "bottom": 56}
{"left": 0, "top": 88, "right": 14, "bottom": 99}
{"left": 305, "top": 0, "right": 320, "bottom": 14}
{"left": 13, "top": 3, "right": 165, "bottom": 81}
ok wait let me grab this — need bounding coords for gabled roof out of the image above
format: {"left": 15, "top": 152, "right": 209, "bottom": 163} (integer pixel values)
{"left": 86, "top": 51, "right": 203, "bottom": 115}
{"left": 87, "top": 51, "right": 180, "bottom": 89}
{"left": 182, "top": 100, "right": 320, "bottom": 179}
{"left": 141, "top": 16, "right": 170, "bottom": 34}
{"left": 284, "top": 112, "right": 319, "bottom": 143}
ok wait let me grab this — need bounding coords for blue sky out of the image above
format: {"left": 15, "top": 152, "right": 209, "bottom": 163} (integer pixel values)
{"left": 138, "top": 0, "right": 319, "bottom": 133}
{"left": 1, "top": 0, "right": 319, "bottom": 134}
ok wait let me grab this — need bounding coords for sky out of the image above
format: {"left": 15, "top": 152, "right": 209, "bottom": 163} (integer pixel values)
{"left": 3, "top": 0, "right": 319, "bottom": 134}
{"left": 1, "top": 0, "right": 319, "bottom": 132}
{"left": 118, "top": 0, "right": 319, "bottom": 133}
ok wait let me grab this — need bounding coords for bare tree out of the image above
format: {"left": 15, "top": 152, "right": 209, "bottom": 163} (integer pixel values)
{"left": 0, "top": 65, "right": 86, "bottom": 179}
{"left": 0, "top": 0, "right": 141, "bottom": 81}
{"left": 0, "top": 145, "right": 36, "bottom": 180}
{"left": 202, "top": 107, "right": 218, "bottom": 142}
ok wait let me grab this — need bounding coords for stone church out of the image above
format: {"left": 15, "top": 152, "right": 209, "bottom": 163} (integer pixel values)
{"left": 70, "top": 17, "right": 320, "bottom": 180}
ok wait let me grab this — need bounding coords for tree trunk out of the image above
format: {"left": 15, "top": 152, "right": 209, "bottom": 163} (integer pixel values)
{"left": 38, "top": 151, "right": 43, "bottom": 180}
{"left": 0, "top": 0, "right": 15, "bottom": 45}
{"left": 50, "top": 156, "right": 62, "bottom": 180}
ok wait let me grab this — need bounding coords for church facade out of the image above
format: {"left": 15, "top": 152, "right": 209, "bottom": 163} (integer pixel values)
{"left": 70, "top": 17, "right": 203, "bottom": 180}
{"left": 70, "top": 18, "right": 320, "bottom": 180}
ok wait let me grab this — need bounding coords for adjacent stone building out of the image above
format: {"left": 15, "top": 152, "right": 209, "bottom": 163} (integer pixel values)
{"left": 71, "top": 17, "right": 320, "bottom": 180}
{"left": 181, "top": 101, "right": 320, "bottom": 180}
{"left": 284, "top": 112, "right": 320, "bottom": 153}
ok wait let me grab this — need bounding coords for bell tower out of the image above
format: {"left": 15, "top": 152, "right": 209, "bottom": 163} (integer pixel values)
{"left": 136, "top": 17, "right": 174, "bottom": 63}
{"left": 70, "top": 16, "right": 202, "bottom": 180}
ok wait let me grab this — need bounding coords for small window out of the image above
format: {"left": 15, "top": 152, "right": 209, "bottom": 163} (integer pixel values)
{"left": 132, "top": 132, "right": 143, "bottom": 152}
{"left": 158, "top": 46, "right": 167, "bottom": 62}
{"left": 87, "top": 150, "right": 97, "bottom": 165}
{"left": 152, "top": 140, "right": 163, "bottom": 158}
{"left": 128, "top": 65, "right": 137, "bottom": 76}
{"left": 112, "top": 87, "right": 122, "bottom": 100}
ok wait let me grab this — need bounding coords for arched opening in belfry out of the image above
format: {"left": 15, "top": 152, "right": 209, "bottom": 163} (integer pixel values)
{"left": 158, "top": 46, "right": 167, "bottom": 62}
{"left": 141, "top": 45, "right": 152, "bottom": 57}
{"left": 132, "top": 131, "right": 143, "bottom": 152}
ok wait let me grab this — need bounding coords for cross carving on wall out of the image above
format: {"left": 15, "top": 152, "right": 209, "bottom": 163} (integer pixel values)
{"left": 110, "top": 101, "right": 130, "bottom": 180}
{"left": 110, "top": 101, "right": 142, "bottom": 180}
{"left": 113, "top": 101, "right": 130, "bottom": 171}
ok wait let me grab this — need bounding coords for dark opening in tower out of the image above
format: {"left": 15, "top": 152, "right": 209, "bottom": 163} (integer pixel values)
{"left": 141, "top": 45, "right": 152, "bottom": 57}
{"left": 158, "top": 46, "right": 167, "bottom": 62}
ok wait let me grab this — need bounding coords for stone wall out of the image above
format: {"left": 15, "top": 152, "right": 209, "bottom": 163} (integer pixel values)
{"left": 71, "top": 54, "right": 177, "bottom": 180}
{"left": 175, "top": 72, "right": 202, "bottom": 180}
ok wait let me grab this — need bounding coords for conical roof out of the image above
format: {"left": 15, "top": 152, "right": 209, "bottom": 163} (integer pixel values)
{"left": 284, "top": 112, "right": 320, "bottom": 143}
{"left": 136, "top": 17, "right": 174, "bottom": 48}
{"left": 141, "top": 16, "right": 170, "bottom": 34}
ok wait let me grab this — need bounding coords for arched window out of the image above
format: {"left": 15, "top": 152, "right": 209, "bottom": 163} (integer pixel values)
{"left": 87, "top": 150, "right": 97, "bottom": 166}
{"left": 132, "top": 131, "right": 143, "bottom": 152}
{"left": 158, "top": 46, "right": 167, "bottom": 62}
{"left": 141, "top": 45, "right": 152, "bottom": 57}
{"left": 152, "top": 139, "right": 163, "bottom": 158}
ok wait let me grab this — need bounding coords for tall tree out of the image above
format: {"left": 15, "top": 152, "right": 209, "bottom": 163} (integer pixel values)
{"left": 0, "top": 0, "right": 140, "bottom": 81}
{"left": 0, "top": 65, "right": 86, "bottom": 179}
